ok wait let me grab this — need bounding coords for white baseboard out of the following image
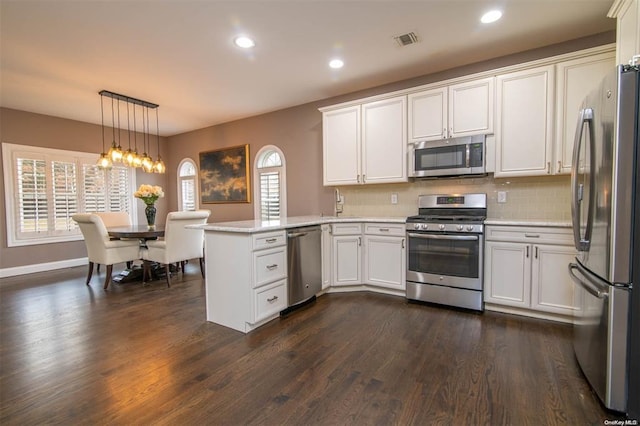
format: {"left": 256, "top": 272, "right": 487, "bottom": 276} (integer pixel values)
{"left": 0, "top": 257, "right": 87, "bottom": 279}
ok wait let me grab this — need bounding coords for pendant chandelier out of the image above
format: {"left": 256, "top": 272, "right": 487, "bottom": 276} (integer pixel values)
{"left": 97, "top": 90, "right": 165, "bottom": 174}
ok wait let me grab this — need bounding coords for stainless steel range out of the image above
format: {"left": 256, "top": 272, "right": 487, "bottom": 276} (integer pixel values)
{"left": 406, "top": 193, "right": 487, "bottom": 311}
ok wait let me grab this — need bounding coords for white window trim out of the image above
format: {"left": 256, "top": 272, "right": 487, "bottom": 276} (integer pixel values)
{"left": 177, "top": 158, "right": 199, "bottom": 211}
{"left": 2, "top": 142, "right": 137, "bottom": 247}
{"left": 253, "top": 145, "right": 287, "bottom": 220}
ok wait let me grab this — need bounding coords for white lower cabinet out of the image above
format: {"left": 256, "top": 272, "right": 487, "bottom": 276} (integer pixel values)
{"left": 321, "top": 224, "right": 332, "bottom": 290}
{"left": 328, "top": 222, "right": 406, "bottom": 293}
{"left": 363, "top": 223, "right": 406, "bottom": 291}
{"left": 484, "top": 225, "right": 579, "bottom": 321}
{"left": 530, "top": 244, "right": 578, "bottom": 314}
{"left": 332, "top": 235, "right": 362, "bottom": 286}
{"left": 205, "top": 230, "right": 288, "bottom": 333}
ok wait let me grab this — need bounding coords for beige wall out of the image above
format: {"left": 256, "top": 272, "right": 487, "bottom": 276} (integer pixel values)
{"left": 0, "top": 31, "right": 614, "bottom": 271}
{"left": 165, "top": 102, "right": 337, "bottom": 222}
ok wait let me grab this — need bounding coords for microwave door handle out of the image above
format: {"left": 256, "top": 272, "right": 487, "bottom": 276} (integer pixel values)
{"left": 568, "top": 263, "right": 609, "bottom": 299}
{"left": 407, "top": 233, "right": 478, "bottom": 241}
{"left": 465, "top": 144, "right": 470, "bottom": 168}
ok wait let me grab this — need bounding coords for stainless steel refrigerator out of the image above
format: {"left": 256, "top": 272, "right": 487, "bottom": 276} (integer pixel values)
{"left": 568, "top": 64, "right": 639, "bottom": 414}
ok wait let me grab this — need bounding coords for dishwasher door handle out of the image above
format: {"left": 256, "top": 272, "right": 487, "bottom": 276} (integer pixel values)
{"left": 287, "top": 232, "right": 308, "bottom": 238}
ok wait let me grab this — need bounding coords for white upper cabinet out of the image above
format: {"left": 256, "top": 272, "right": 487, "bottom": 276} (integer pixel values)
{"left": 408, "top": 77, "right": 494, "bottom": 142}
{"left": 449, "top": 78, "right": 494, "bottom": 138}
{"left": 361, "top": 97, "right": 407, "bottom": 184}
{"left": 609, "top": 0, "right": 640, "bottom": 66}
{"left": 323, "top": 96, "right": 407, "bottom": 186}
{"left": 322, "top": 105, "right": 361, "bottom": 185}
{"left": 494, "top": 65, "right": 555, "bottom": 177}
{"left": 555, "top": 52, "right": 615, "bottom": 174}
{"left": 408, "top": 87, "right": 447, "bottom": 141}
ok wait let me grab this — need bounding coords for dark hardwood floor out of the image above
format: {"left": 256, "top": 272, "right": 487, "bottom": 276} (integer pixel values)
{"left": 0, "top": 264, "right": 623, "bottom": 425}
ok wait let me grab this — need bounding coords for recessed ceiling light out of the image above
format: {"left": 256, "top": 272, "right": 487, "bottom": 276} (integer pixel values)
{"left": 234, "top": 36, "right": 255, "bottom": 49}
{"left": 329, "top": 59, "right": 344, "bottom": 69}
{"left": 480, "top": 10, "right": 502, "bottom": 24}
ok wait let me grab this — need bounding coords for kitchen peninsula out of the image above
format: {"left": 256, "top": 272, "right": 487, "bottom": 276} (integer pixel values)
{"left": 200, "top": 215, "right": 406, "bottom": 333}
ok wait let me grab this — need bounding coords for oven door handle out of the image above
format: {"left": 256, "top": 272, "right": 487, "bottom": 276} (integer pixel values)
{"left": 407, "top": 233, "right": 479, "bottom": 241}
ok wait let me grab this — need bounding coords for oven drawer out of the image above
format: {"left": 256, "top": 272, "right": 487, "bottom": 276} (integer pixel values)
{"left": 485, "top": 226, "right": 572, "bottom": 245}
{"left": 364, "top": 223, "right": 405, "bottom": 236}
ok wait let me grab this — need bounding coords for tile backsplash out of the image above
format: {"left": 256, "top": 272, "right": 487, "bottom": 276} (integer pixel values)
{"left": 336, "top": 175, "right": 571, "bottom": 221}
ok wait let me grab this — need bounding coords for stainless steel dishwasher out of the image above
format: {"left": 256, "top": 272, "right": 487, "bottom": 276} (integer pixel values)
{"left": 285, "top": 225, "right": 322, "bottom": 312}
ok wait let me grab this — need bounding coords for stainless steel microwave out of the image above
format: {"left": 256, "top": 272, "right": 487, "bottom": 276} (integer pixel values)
{"left": 408, "top": 135, "right": 486, "bottom": 178}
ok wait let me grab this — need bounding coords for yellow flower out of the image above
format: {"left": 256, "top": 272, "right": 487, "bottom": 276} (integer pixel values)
{"left": 134, "top": 184, "right": 164, "bottom": 205}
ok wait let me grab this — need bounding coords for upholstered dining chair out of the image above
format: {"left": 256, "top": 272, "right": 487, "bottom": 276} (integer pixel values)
{"left": 93, "top": 211, "right": 133, "bottom": 271}
{"left": 140, "top": 210, "right": 210, "bottom": 287}
{"left": 94, "top": 211, "right": 132, "bottom": 228}
{"left": 72, "top": 213, "right": 141, "bottom": 290}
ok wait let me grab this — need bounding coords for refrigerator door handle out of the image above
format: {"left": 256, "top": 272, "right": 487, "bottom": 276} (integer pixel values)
{"left": 570, "top": 107, "right": 596, "bottom": 251}
{"left": 568, "top": 263, "right": 609, "bottom": 299}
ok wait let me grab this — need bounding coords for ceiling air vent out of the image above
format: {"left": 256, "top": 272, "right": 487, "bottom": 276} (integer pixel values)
{"left": 394, "top": 32, "right": 419, "bottom": 47}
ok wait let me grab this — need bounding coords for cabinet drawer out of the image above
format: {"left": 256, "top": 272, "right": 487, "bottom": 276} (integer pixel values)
{"left": 253, "top": 231, "right": 286, "bottom": 250}
{"left": 486, "top": 226, "right": 573, "bottom": 245}
{"left": 364, "top": 223, "right": 405, "bottom": 236}
{"left": 332, "top": 223, "right": 362, "bottom": 235}
{"left": 254, "top": 247, "right": 287, "bottom": 288}
{"left": 254, "top": 279, "right": 287, "bottom": 323}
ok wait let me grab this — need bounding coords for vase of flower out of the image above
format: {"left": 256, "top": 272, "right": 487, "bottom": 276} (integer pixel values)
{"left": 145, "top": 203, "right": 157, "bottom": 228}
{"left": 134, "top": 184, "right": 164, "bottom": 229}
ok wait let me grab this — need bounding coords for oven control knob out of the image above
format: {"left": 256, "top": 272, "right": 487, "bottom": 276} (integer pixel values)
{"left": 438, "top": 224, "right": 445, "bottom": 231}
{"left": 466, "top": 225, "right": 474, "bottom": 231}
{"left": 456, "top": 225, "right": 464, "bottom": 231}
{"left": 422, "top": 224, "right": 428, "bottom": 230}
{"left": 413, "top": 223, "right": 421, "bottom": 230}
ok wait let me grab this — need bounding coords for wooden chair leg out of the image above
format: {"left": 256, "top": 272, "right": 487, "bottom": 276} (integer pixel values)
{"left": 180, "top": 261, "right": 186, "bottom": 274}
{"left": 104, "top": 264, "right": 113, "bottom": 290}
{"left": 86, "top": 262, "right": 95, "bottom": 285}
{"left": 126, "top": 261, "right": 132, "bottom": 269}
{"left": 97, "top": 264, "right": 101, "bottom": 273}
{"left": 199, "top": 257, "right": 205, "bottom": 278}
{"left": 165, "top": 264, "right": 171, "bottom": 288}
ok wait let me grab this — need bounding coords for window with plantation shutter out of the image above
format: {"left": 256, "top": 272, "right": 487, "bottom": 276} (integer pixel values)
{"left": 16, "top": 158, "right": 47, "bottom": 236}
{"left": 253, "top": 146, "right": 287, "bottom": 221}
{"left": 52, "top": 161, "right": 78, "bottom": 233}
{"left": 178, "top": 159, "right": 197, "bottom": 211}
{"left": 260, "top": 171, "right": 280, "bottom": 220}
{"left": 3, "top": 143, "right": 136, "bottom": 247}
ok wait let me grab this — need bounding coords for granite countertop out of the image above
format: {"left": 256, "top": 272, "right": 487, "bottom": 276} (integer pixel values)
{"left": 196, "top": 215, "right": 406, "bottom": 233}
{"left": 484, "top": 219, "right": 572, "bottom": 227}
{"left": 195, "top": 215, "right": 572, "bottom": 233}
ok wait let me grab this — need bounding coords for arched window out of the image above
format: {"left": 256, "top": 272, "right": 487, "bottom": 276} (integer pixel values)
{"left": 253, "top": 145, "right": 287, "bottom": 221}
{"left": 177, "top": 158, "right": 198, "bottom": 211}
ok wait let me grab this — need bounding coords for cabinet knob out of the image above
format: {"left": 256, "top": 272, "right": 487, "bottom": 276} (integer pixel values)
{"left": 547, "top": 162, "right": 551, "bottom": 174}
{"left": 557, "top": 160, "right": 562, "bottom": 174}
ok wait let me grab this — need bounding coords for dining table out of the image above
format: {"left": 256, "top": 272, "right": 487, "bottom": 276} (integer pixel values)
{"left": 107, "top": 225, "right": 165, "bottom": 240}
{"left": 107, "top": 225, "right": 165, "bottom": 284}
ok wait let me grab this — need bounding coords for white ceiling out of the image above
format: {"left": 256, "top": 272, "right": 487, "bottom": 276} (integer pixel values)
{"left": 1, "top": 0, "right": 615, "bottom": 137}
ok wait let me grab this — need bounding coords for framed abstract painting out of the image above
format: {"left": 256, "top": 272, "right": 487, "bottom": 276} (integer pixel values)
{"left": 199, "top": 144, "right": 250, "bottom": 203}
